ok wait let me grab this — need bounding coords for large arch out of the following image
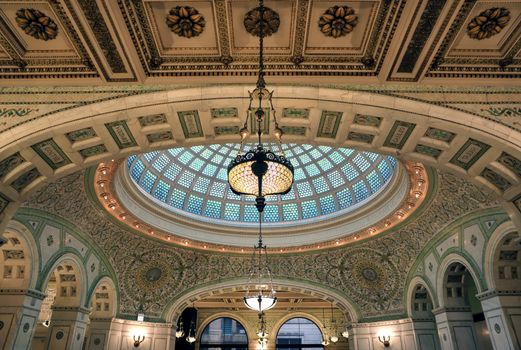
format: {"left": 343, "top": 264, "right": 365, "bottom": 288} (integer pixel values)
{"left": 1, "top": 86, "right": 521, "bottom": 230}
{"left": 406, "top": 276, "right": 438, "bottom": 317}
{"left": 163, "top": 277, "right": 359, "bottom": 324}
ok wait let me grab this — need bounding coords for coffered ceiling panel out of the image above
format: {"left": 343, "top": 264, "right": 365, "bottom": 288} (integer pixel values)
{"left": 145, "top": 0, "right": 220, "bottom": 56}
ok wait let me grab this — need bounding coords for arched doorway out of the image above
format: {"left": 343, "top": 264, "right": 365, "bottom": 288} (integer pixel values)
{"left": 200, "top": 317, "right": 248, "bottom": 350}
{"left": 31, "top": 257, "right": 88, "bottom": 350}
{"left": 437, "top": 262, "right": 492, "bottom": 350}
{"left": 84, "top": 278, "right": 117, "bottom": 350}
{"left": 276, "top": 317, "right": 324, "bottom": 350}
{"left": 409, "top": 283, "right": 439, "bottom": 349}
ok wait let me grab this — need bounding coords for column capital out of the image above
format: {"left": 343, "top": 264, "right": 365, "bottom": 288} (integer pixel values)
{"left": 431, "top": 306, "right": 471, "bottom": 315}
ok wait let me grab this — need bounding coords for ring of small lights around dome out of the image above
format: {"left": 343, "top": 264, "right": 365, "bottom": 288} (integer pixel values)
{"left": 93, "top": 144, "right": 429, "bottom": 253}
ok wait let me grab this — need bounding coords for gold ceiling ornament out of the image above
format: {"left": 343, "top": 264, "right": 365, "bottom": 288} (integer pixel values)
{"left": 15, "top": 8, "right": 58, "bottom": 41}
{"left": 467, "top": 7, "right": 510, "bottom": 40}
{"left": 319, "top": 5, "right": 358, "bottom": 38}
{"left": 166, "top": 6, "right": 205, "bottom": 38}
{"left": 244, "top": 6, "right": 280, "bottom": 37}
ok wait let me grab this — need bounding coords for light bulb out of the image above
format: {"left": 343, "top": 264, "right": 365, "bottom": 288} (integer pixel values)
{"left": 330, "top": 335, "right": 338, "bottom": 343}
{"left": 342, "top": 330, "right": 349, "bottom": 338}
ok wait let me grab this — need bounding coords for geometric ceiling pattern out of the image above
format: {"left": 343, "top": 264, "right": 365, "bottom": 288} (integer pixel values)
{"left": 0, "top": 0, "right": 519, "bottom": 84}
{"left": 127, "top": 143, "right": 397, "bottom": 225}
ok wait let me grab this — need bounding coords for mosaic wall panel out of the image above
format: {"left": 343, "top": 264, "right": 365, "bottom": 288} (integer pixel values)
{"left": 282, "top": 108, "right": 310, "bottom": 119}
{"left": 480, "top": 168, "right": 511, "bottom": 192}
{"left": 138, "top": 114, "right": 167, "bottom": 127}
{"left": 424, "top": 127, "right": 455, "bottom": 143}
{"left": 210, "top": 108, "right": 238, "bottom": 119}
{"left": 280, "top": 126, "right": 306, "bottom": 136}
{"left": 178, "top": 110, "right": 204, "bottom": 138}
{"left": 10, "top": 168, "right": 40, "bottom": 192}
{"left": 512, "top": 194, "right": 521, "bottom": 214}
{"left": 497, "top": 152, "right": 521, "bottom": 179}
{"left": 22, "top": 169, "right": 498, "bottom": 319}
{"left": 450, "top": 139, "right": 491, "bottom": 170}
{"left": 79, "top": 145, "right": 108, "bottom": 158}
{"left": 146, "top": 131, "right": 174, "bottom": 143}
{"left": 415, "top": 144, "right": 442, "bottom": 159}
{"left": 347, "top": 132, "right": 374, "bottom": 144}
{"left": 214, "top": 126, "right": 239, "bottom": 136}
{"left": 0, "top": 153, "right": 25, "bottom": 179}
{"left": 384, "top": 121, "right": 416, "bottom": 149}
{"left": 353, "top": 114, "right": 382, "bottom": 127}
{"left": 31, "top": 139, "right": 72, "bottom": 170}
{"left": 105, "top": 121, "right": 137, "bottom": 149}
{"left": 66, "top": 128, "right": 97, "bottom": 143}
{"left": 317, "top": 111, "right": 343, "bottom": 138}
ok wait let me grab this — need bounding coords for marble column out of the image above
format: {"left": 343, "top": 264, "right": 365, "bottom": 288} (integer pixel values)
{"left": 0, "top": 289, "right": 46, "bottom": 350}
{"left": 433, "top": 307, "right": 478, "bottom": 350}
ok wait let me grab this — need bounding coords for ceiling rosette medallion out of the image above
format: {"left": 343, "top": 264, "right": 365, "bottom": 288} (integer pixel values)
{"left": 166, "top": 6, "right": 205, "bottom": 38}
{"left": 467, "top": 7, "right": 510, "bottom": 40}
{"left": 319, "top": 5, "right": 358, "bottom": 38}
{"left": 15, "top": 8, "right": 58, "bottom": 41}
{"left": 244, "top": 6, "right": 280, "bottom": 36}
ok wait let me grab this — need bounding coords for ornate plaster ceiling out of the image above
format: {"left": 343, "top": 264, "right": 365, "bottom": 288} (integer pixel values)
{"left": 0, "top": 0, "right": 519, "bottom": 84}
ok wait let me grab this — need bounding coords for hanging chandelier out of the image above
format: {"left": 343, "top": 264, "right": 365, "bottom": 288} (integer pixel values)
{"left": 227, "top": 0, "right": 293, "bottom": 313}
{"left": 227, "top": 0, "right": 294, "bottom": 214}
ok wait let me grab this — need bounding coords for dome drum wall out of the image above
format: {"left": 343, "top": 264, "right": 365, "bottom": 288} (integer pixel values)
{"left": 93, "top": 144, "right": 429, "bottom": 252}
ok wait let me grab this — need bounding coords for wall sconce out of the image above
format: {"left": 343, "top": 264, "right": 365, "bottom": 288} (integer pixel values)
{"left": 342, "top": 329, "right": 349, "bottom": 338}
{"left": 133, "top": 334, "right": 145, "bottom": 347}
{"left": 186, "top": 319, "right": 196, "bottom": 343}
{"left": 175, "top": 316, "right": 185, "bottom": 338}
{"left": 378, "top": 334, "right": 391, "bottom": 347}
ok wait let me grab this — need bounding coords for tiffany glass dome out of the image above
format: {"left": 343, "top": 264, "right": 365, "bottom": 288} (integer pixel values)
{"left": 125, "top": 143, "right": 397, "bottom": 226}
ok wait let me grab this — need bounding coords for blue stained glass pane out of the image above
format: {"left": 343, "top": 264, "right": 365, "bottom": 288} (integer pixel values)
{"left": 168, "top": 148, "right": 184, "bottom": 157}
{"left": 309, "top": 149, "right": 322, "bottom": 159}
{"left": 312, "top": 177, "right": 329, "bottom": 194}
{"left": 143, "top": 151, "right": 159, "bottom": 162}
{"left": 337, "top": 188, "right": 352, "bottom": 209}
{"left": 342, "top": 164, "right": 359, "bottom": 181}
{"left": 301, "top": 200, "right": 318, "bottom": 219}
{"left": 169, "top": 188, "right": 186, "bottom": 209}
{"left": 153, "top": 180, "right": 170, "bottom": 202}
{"left": 283, "top": 203, "right": 299, "bottom": 221}
{"left": 212, "top": 154, "right": 224, "bottom": 164}
{"left": 264, "top": 205, "right": 279, "bottom": 222}
{"left": 353, "top": 154, "right": 371, "bottom": 172}
{"left": 209, "top": 182, "right": 226, "bottom": 197}
{"left": 226, "top": 188, "right": 241, "bottom": 200}
{"left": 305, "top": 164, "right": 320, "bottom": 177}
{"left": 367, "top": 170, "right": 381, "bottom": 192}
{"left": 204, "top": 200, "right": 221, "bottom": 218}
{"left": 388, "top": 156, "right": 397, "bottom": 168}
{"left": 152, "top": 154, "right": 169, "bottom": 172}
{"left": 243, "top": 205, "right": 259, "bottom": 222}
{"left": 378, "top": 161, "right": 392, "bottom": 181}
{"left": 281, "top": 188, "right": 296, "bottom": 200}
{"left": 294, "top": 168, "right": 306, "bottom": 181}
{"left": 318, "top": 158, "right": 333, "bottom": 171}
{"left": 338, "top": 148, "right": 354, "bottom": 156}
{"left": 141, "top": 171, "right": 157, "bottom": 192}
{"left": 189, "top": 158, "right": 205, "bottom": 172}
{"left": 127, "top": 155, "right": 136, "bottom": 167}
{"left": 224, "top": 203, "right": 240, "bottom": 221}
{"left": 318, "top": 145, "right": 332, "bottom": 153}
{"left": 292, "top": 146, "right": 304, "bottom": 155}
{"left": 296, "top": 182, "right": 313, "bottom": 198}
{"left": 366, "top": 152, "right": 379, "bottom": 162}
{"left": 320, "top": 195, "right": 336, "bottom": 215}
{"left": 193, "top": 177, "right": 210, "bottom": 194}
{"left": 131, "top": 160, "right": 145, "bottom": 180}
{"left": 178, "top": 152, "right": 193, "bottom": 165}
{"left": 200, "top": 149, "right": 213, "bottom": 159}
{"left": 353, "top": 181, "right": 369, "bottom": 202}
{"left": 191, "top": 145, "right": 204, "bottom": 153}
{"left": 328, "top": 151, "right": 343, "bottom": 164}
{"left": 202, "top": 164, "right": 217, "bottom": 177}
{"left": 300, "top": 154, "right": 311, "bottom": 165}
{"left": 216, "top": 168, "right": 228, "bottom": 180}
{"left": 186, "top": 195, "right": 203, "bottom": 214}
{"left": 164, "top": 164, "right": 181, "bottom": 181}
{"left": 178, "top": 171, "right": 195, "bottom": 188}
{"left": 327, "top": 170, "right": 345, "bottom": 188}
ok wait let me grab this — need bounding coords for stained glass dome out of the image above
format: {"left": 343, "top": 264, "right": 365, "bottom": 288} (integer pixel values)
{"left": 126, "top": 143, "right": 397, "bottom": 226}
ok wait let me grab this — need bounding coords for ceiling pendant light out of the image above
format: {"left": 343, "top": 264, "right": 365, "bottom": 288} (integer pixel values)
{"left": 175, "top": 316, "right": 184, "bottom": 338}
{"left": 227, "top": 0, "right": 294, "bottom": 213}
{"left": 227, "top": 0, "right": 293, "bottom": 314}
{"left": 186, "top": 319, "right": 196, "bottom": 343}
